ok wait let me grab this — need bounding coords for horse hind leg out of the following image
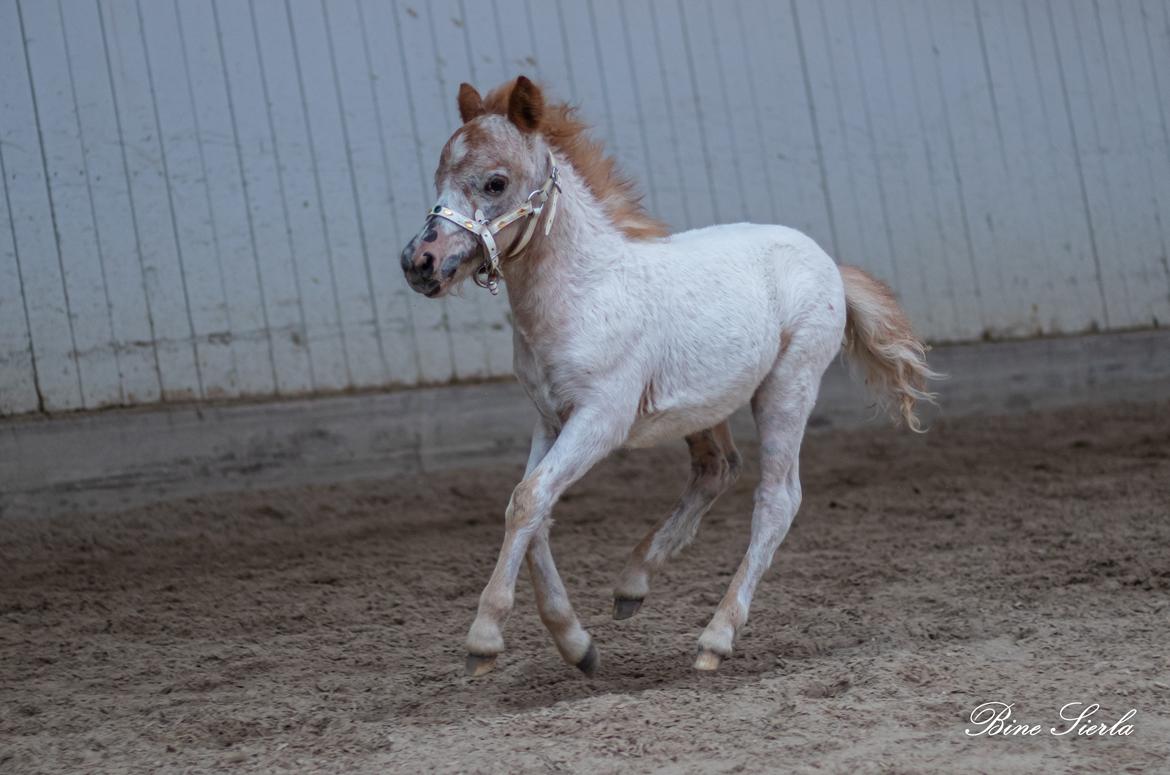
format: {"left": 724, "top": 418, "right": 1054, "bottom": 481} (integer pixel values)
{"left": 694, "top": 336, "right": 832, "bottom": 671}
{"left": 612, "top": 420, "right": 741, "bottom": 619}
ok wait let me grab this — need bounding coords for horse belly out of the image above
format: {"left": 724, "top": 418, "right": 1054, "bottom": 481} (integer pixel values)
{"left": 622, "top": 369, "right": 765, "bottom": 449}
{"left": 625, "top": 336, "right": 781, "bottom": 449}
{"left": 624, "top": 409, "right": 723, "bottom": 448}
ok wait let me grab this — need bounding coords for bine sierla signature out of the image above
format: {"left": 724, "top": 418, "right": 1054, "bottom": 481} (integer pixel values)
{"left": 966, "top": 701, "right": 1136, "bottom": 737}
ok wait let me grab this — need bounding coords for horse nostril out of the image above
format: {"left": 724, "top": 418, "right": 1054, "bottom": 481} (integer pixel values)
{"left": 420, "top": 252, "right": 436, "bottom": 276}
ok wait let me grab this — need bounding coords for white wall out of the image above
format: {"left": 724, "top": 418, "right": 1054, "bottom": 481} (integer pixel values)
{"left": 2, "top": 0, "right": 1169, "bottom": 415}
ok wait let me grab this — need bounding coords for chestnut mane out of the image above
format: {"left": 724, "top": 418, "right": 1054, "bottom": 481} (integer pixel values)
{"left": 482, "top": 80, "right": 669, "bottom": 241}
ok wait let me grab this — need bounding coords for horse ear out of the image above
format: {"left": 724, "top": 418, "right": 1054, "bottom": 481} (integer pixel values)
{"left": 507, "top": 76, "right": 543, "bottom": 132}
{"left": 457, "top": 83, "right": 485, "bottom": 123}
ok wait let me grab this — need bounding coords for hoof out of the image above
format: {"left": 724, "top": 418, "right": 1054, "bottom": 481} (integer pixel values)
{"left": 693, "top": 649, "right": 724, "bottom": 672}
{"left": 612, "top": 596, "right": 643, "bottom": 620}
{"left": 464, "top": 653, "right": 498, "bottom": 678}
{"left": 575, "top": 641, "right": 600, "bottom": 677}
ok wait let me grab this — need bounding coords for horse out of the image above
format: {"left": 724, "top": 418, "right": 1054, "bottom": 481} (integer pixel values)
{"left": 400, "top": 76, "right": 939, "bottom": 677}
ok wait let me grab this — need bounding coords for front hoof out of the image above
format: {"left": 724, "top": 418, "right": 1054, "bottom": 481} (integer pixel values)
{"left": 693, "top": 649, "right": 724, "bottom": 672}
{"left": 612, "top": 596, "right": 643, "bottom": 620}
{"left": 575, "top": 641, "right": 600, "bottom": 677}
{"left": 464, "top": 653, "right": 499, "bottom": 678}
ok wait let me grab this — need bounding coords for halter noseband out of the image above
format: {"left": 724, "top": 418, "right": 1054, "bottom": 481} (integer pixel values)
{"left": 427, "top": 150, "right": 561, "bottom": 295}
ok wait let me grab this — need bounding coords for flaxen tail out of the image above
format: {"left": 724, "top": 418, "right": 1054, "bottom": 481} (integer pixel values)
{"left": 839, "top": 266, "right": 942, "bottom": 432}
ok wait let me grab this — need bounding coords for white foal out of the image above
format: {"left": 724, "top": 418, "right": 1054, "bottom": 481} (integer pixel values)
{"left": 400, "top": 77, "right": 939, "bottom": 677}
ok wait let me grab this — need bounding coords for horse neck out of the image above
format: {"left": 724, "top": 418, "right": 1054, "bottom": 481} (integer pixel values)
{"left": 501, "top": 161, "right": 628, "bottom": 335}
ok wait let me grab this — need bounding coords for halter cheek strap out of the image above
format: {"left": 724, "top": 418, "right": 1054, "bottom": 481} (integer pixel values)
{"left": 427, "top": 150, "right": 561, "bottom": 295}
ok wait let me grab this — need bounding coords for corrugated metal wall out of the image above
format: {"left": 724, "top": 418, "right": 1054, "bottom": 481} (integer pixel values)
{"left": 2, "top": 0, "right": 1169, "bottom": 415}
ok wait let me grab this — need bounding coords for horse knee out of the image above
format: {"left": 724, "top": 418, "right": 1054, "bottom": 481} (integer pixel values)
{"left": 689, "top": 441, "right": 739, "bottom": 498}
{"left": 690, "top": 462, "right": 727, "bottom": 499}
{"left": 505, "top": 474, "right": 545, "bottom": 528}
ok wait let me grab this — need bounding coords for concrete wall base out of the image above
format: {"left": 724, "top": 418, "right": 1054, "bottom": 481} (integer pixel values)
{"left": 2, "top": 329, "right": 1167, "bottom": 518}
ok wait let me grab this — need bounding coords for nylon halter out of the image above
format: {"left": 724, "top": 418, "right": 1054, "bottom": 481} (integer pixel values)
{"left": 427, "top": 150, "right": 561, "bottom": 295}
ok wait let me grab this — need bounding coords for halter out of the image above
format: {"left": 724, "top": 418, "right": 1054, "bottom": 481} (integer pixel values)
{"left": 427, "top": 150, "right": 561, "bottom": 295}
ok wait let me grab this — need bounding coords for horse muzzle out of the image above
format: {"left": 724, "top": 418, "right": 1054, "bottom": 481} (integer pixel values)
{"left": 401, "top": 229, "right": 478, "bottom": 298}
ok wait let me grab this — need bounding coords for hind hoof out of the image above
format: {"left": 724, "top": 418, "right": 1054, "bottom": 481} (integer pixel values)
{"left": 464, "top": 653, "right": 498, "bottom": 677}
{"left": 613, "top": 596, "right": 643, "bottom": 620}
{"left": 575, "top": 641, "right": 600, "bottom": 677}
{"left": 693, "top": 649, "right": 724, "bottom": 672}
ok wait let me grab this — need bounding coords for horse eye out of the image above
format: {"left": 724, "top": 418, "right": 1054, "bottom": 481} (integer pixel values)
{"left": 484, "top": 176, "right": 508, "bottom": 195}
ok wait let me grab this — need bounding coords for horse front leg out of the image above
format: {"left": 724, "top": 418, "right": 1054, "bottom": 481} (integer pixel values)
{"left": 465, "top": 408, "right": 627, "bottom": 677}
{"left": 517, "top": 421, "right": 597, "bottom": 674}
{"left": 612, "top": 421, "right": 741, "bottom": 618}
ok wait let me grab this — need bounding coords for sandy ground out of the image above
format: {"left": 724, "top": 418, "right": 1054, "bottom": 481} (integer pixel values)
{"left": 1, "top": 400, "right": 1168, "bottom": 773}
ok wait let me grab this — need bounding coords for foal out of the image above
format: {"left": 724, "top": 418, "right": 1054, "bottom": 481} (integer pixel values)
{"left": 401, "top": 77, "right": 938, "bottom": 676}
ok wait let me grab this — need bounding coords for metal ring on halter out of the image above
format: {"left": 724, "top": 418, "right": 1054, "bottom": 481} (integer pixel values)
{"left": 472, "top": 264, "right": 499, "bottom": 294}
{"left": 472, "top": 222, "right": 501, "bottom": 293}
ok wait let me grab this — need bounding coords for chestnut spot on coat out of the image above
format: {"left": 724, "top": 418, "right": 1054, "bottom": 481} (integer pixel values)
{"left": 422, "top": 228, "right": 438, "bottom": 243}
